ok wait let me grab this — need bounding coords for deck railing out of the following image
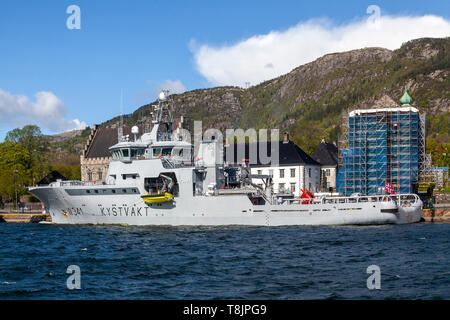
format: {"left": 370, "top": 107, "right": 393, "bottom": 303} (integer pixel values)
{"left": 283, "top": 194, "right": 396, "bottom": 205}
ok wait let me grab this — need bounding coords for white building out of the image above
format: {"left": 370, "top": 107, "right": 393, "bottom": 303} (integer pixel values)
{"left": 225, "top": 134, "right": 321, "bottom": 196}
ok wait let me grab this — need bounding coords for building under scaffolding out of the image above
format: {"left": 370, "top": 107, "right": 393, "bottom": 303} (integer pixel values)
{"left": 337, "top": 91, "right": 426, "bottom": 195}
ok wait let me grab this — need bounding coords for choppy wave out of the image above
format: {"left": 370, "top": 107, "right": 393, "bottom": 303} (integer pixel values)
{"left": 0, "top": 223, "right": 449, "bottom": 299}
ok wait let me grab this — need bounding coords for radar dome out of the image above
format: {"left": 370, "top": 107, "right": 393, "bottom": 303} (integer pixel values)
{"left": 131, "top": 126, "right": 139, "bottom": 135}
{"left": 159, "top": 91, "right": 166, "bottom": 100}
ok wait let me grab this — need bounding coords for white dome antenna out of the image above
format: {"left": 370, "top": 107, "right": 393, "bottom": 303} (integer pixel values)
{"left": 131, "top": 126, "right": 139, "bottom": 141}
{"left": 159, "top": 91, "right": 166, "bottom": 100}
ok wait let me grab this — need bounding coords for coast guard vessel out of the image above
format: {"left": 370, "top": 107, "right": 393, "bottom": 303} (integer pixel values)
{"left": 28, "top": 92, "right": 422, "bottom": 226}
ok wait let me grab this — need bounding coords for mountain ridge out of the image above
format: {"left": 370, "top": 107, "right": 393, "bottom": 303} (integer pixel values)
{"left": 53, "top": 37, "right": 450, "bottom": 166}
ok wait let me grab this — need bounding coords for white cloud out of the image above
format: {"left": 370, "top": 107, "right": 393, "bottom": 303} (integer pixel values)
{"left": 156, "top": 79, "right": 186, "bottom": 95}
{"left": 192, "top": 14, "right": 450, "bottom": 87}
{"left": 134, "top": 79, "right": 187, "bottom": 105}
{"left": 0, "top": 88, "right": 87, "bottom": 133}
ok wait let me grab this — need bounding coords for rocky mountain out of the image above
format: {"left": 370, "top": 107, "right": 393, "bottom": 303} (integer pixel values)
{"left": 69, "top": 37, "right": 450, "bottom": 164}
{"left": 44, "top": 128, "right": 91, "bottom": 165}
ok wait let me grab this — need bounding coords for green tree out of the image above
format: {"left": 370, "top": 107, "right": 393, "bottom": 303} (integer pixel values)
{"left": 5, "top": 125, "right": 50, "bottom": 182}
{"left": 0, "top": 141, "right": 31, "bottom": 206}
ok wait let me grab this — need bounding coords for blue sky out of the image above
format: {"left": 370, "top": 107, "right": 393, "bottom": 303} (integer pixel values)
{"left": 0, "top": 0, "right": 449, "bottom": 140}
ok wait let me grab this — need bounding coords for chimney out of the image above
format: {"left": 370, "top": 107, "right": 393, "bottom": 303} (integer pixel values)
{"left": 283, "top": 132, "right": 289, "bottom": 144}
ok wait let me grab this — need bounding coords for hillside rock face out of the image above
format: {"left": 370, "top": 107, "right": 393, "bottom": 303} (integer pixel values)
{"left": 97, "top": 37, "right": 449, "bottom": 155}
{"left": 46, "top": 129, "right": 83, "bottom": 143}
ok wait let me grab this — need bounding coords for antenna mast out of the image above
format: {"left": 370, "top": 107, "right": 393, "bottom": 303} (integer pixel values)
{"left": 118, "top": 89, "right": 124, "bottom": 142}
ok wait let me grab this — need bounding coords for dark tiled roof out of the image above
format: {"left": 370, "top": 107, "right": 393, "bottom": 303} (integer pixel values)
{"left": 224, "top": 141, "right": 320, "bottom": 167}
{"left": 37, "top": 170, "right": 68, "bottom": 186}
{"left": 311, "top": 141, "right": 338, "bottom": 166}
{"left": 86, "top": 126, "right": 144, "bottom": 158}
{"left": 85, "top": 127, "right": 319, "bottom": 167}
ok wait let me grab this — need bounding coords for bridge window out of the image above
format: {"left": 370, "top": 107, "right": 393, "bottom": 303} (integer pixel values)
{"left": 153, "top": 147, "right": 173, "bottom": 157}
{"left": 153, "top": 148, "right": 161, "bottom": 157}
{"left": 129, "top": 148, "right": 145, "bottom": 158}
{"left": 162, "top": 147, "right": 173, "bottom": 156}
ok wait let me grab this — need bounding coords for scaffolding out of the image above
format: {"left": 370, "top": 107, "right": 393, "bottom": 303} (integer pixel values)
{"left": 337, "top": 107, "right": 425, "bottom": 195}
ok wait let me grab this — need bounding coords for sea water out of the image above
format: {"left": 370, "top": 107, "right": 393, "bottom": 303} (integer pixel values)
{"left": 0, "top": 222, "right": 449, "bottom": 299}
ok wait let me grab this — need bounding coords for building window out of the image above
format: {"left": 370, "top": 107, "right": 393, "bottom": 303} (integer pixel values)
{"left": 290, "top": 183, "right": 296, "bottom": 193}
{"left": 280, "top": 169, "right": 285, "bottom": 178}
{"left": 279, "top": 183, "right": 285, "bottom": 191}
{"left": 308, "top": 168, "right": 311, "bottom": 178}
{"left": 98, "top": 171, "right": 103, "bottom": 180}
{"left": 258, "top": 170, "right": 262, "bottom": 175}
{"left": 290, "top": 168, "right": 296, "bottom": 178}
{"left": 309, "top": 183, "right": 312, "bottom": 190}
{"left": 326, "top": 169, "right": 330, "bottom": 177}
{"left": 87, "top": 171, "right": 92, "bottom": 181}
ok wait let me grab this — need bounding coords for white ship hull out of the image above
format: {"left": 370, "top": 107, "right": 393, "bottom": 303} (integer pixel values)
{"left": 396, "top": 204, "right": 423, "bottom": 224}
{"left": 27, "top": 93, "right": 423, "bottom": 227}
{"left": 29, "top": 185, "right": 416, "bottom": 226}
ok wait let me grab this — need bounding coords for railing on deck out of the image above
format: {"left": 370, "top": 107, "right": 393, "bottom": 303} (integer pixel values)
{"left": 161, "top": 158, "right": 194, "bottom": 169}
{"left": 391, "top": 194, "right": 421, "bottom": 207}
{"left": 282, "top": 194, "right": 395, "bottom": 205}
{"left": 56, "top": 180, "right": 115, "bottom": 187}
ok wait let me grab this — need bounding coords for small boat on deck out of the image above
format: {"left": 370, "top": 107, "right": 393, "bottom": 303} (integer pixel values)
{"left": 141, "top": 192, "right": 174, "bottom": 204}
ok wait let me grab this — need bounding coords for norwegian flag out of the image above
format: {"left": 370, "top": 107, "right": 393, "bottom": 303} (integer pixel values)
{"left": 385, "top": 181, "right": 396, "bottom": 194}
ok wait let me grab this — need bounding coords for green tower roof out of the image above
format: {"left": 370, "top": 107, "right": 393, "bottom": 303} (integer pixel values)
{"left": 400, "top": 90, "right": 413, "bottom": 106}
